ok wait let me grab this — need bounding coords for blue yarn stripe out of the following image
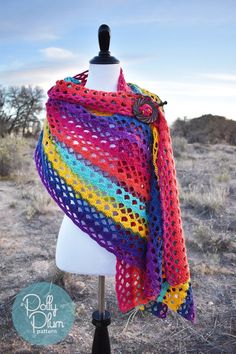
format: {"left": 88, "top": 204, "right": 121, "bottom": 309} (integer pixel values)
{"left": 55, "top": 141, "right": 148, "bottom": 220}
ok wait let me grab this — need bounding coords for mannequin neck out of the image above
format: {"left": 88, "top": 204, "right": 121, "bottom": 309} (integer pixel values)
{"left": 85, "top": 63, "right": 121, "bottom": 92}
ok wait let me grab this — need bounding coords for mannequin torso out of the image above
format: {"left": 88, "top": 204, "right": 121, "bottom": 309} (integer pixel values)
{"left": 55, "top": 63, "right": 120, "bottom": 275}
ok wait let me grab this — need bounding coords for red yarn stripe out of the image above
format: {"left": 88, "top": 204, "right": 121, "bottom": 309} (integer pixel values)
{"left": 153, "top": 111, "right": 190, "bottom": 285}
{"left": 46, "top": 104, "right": 151, "bottom": 201}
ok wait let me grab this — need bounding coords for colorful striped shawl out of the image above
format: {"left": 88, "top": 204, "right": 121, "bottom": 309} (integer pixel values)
{"left": 34, "top": 67, "right": 195, "bottom": 323}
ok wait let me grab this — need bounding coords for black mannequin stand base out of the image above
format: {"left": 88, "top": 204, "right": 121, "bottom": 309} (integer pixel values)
{"left": 92, "top": 310, "right": 111, "bottom": 354}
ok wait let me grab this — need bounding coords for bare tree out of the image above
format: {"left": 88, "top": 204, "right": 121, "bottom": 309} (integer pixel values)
{"left": 7, "top": 85, "right": 44, "bottom": 135}
{"left": 0, "top": 87, "right": 11, "bottom": 137}
{"left": 0, "top": 85, "right": 44, "bottom": 136}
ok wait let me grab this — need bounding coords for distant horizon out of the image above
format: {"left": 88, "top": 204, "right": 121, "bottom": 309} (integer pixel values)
{"left": 0, "top": 0, "right": 235, "bottom": 125}
{"left": 170, "top": 112, "right": 236, "bottom": 123}
{"left": 2, "top": 80, "right": 234, "bottom": 127}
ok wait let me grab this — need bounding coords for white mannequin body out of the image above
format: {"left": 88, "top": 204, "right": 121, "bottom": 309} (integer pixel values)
{"left": 55, "top": 63, "right": 120, "bottom": 275}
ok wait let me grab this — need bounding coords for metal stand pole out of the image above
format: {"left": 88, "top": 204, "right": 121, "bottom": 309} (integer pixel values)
{"left": 92, "top": 275, "right": 111, "bottom": 354}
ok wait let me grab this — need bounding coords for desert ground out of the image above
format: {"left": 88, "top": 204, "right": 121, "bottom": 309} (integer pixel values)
{"left": 0, "top": 135, "right": 236, "bottom": 353}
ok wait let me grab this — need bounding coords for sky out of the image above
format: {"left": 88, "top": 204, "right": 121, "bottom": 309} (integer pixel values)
{"left": 0, "top": 0, "right": 235, "bottom": 125}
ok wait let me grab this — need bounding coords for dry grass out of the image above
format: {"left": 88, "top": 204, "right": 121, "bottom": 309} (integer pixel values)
{"left": 181, "top": 179, "right": 230, "bottom": 217}
{"left": 215, "top": 168, "right": 231, "bottom": 183}
{"left": 0, "top": 136, "right": 57, "bottom": 219}
{"left": 191, "top": 222, "right": 232, "bottom": 254}
{"left": 24, "top": 188, "right": 54, "bottom": 220}
{"left": 0, "top": 135, "right": 28, "bottom": 178}
{"left": 171, "top": 136, "right": 189, "bottom": 159}
{"left": 192, "top": 262, "right": 235, "bottom": 275}
{"left": 1, "top": 135, "right": 236, "bottom": 353}
{"left": 8, "top": 202, "right": 17, "bottom": 209}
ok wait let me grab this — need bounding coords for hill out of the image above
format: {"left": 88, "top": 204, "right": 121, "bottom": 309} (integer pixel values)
{"left": 170, "top": 114, "right": 236, "bottom": 145}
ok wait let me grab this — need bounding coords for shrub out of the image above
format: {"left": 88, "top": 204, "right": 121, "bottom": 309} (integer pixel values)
{"left": 171, "top": 136, "right": 188, "bottom": 158}
{"left": 181, "top": 179, "right": 229, "bottom": 217}
{"left": 192, "top": 222, "right": 232, "bottom": 253}
{"left": 0, "top": 135, "right": 28, "bottom": 178}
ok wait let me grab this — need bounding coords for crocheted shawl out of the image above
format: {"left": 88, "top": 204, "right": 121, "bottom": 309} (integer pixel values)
{"left": 34, "top": 67, "right": 195, "bottom": 323}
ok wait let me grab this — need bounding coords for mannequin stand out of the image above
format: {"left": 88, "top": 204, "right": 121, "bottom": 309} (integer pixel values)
{"left": 92, "top": 276, "right": 111, "bottom": 354}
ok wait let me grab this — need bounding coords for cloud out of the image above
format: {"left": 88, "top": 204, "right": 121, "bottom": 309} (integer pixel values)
{"left": 0, "top": 19, "right": 59, "bottom": 41}
{"left": 138, "top": 79, "right": 236, "bottom": 98}
{"left": 40, "top": 47, "right": 76, "bottom": 60}
{"left": 198, "top": 73, "right": 236, "bottom": 82}
{"left": 111, "top": 0, "right": 236, "bottom": 27}
{"left": 163, "top": 94, "right": 236, "bottom": 125}
{"left": 0, "top": 59, "right": 88, "bottom": 92}
{"left": 23, "top": 32, "right": 59, "bottom": 41}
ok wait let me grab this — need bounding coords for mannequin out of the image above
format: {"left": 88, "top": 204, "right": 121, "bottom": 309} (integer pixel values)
{"left": 52, "top": 25, "right": 130, "bottom": 352}
{"left": 55, "top": 63, "right": 120, "bottom": 276}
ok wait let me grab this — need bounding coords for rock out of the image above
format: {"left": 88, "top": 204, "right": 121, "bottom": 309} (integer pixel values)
{"left": 229, "top": 183, "right": 236, "bottom": 199}
{"left": 228, "top": 220, "right": 236, "bottom": 231}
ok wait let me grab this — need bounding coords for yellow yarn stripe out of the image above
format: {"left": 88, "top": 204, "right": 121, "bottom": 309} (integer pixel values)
{"left": 163, "top": 280, "right": 190, "bottom": 311}
{"left": 151, "top": 124, "right": 159, "bottom": 179}
{"left": 42, "top": 119, "right": 148, "bottom": 237}
{"left": 88, "top": 109, "right": 112, "bottom": 116}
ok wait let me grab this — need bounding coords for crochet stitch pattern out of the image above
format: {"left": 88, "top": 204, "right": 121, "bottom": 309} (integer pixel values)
{"left": 34, "top": 67, "right": 195, "bottom": 323}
